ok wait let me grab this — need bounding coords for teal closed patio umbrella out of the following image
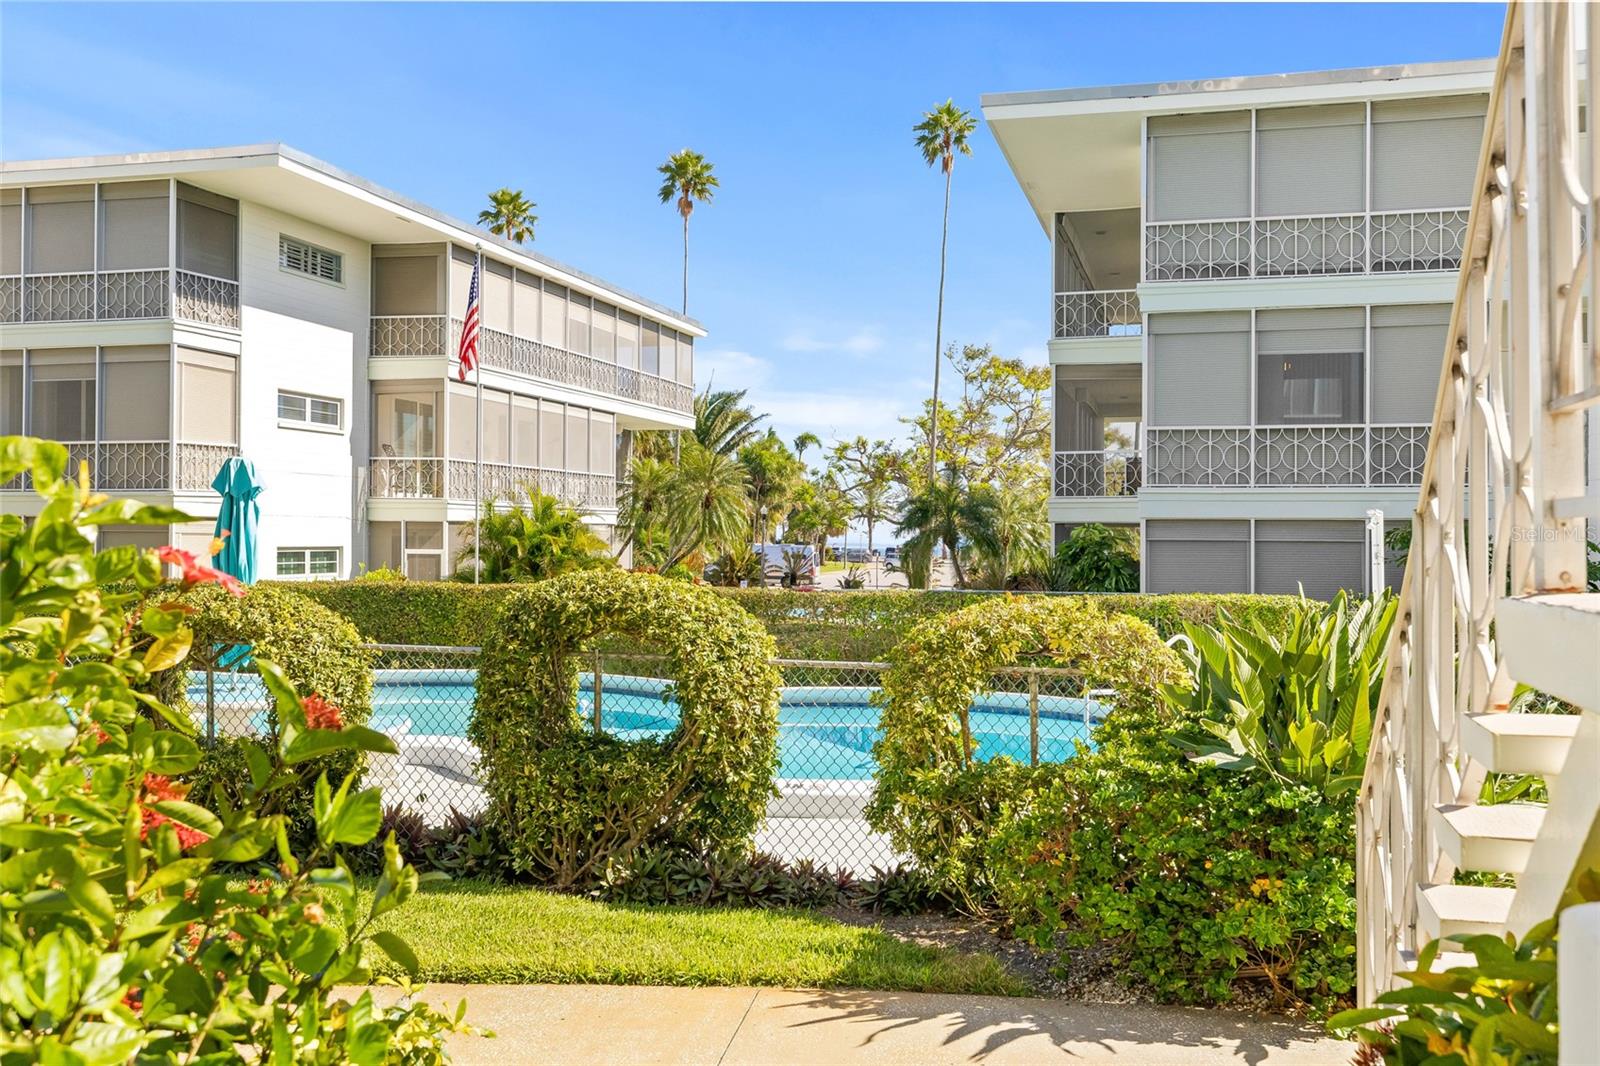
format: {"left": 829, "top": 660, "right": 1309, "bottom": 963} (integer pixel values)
{"left": 210, "top": 457, "right": 263, "bottom": 585}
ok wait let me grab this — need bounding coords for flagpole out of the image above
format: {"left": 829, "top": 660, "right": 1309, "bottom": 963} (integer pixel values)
{"left": 473, "top": 245, "right": 484, "bottom": 585}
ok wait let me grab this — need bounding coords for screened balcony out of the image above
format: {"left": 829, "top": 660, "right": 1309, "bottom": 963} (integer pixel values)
{"left": 1053, "top": 209, "right": 1141, "bottom": 339}
{"left": 368, "top": 245, "right": 694, "bottom": 414}
{"left": 0, "top": 181, "right": 239, "bottom": 328}
{"left": 1053, "top": 365, "right": 1143, "bottom": 498}
{"left": 1142, "top": 98, "right": 1484, "bottom": 282}
{"left": 368, "top": 382, "right": 617, "bottom": 511}
{"left": 1, "top": 345, "right": 240, "bottom": 493}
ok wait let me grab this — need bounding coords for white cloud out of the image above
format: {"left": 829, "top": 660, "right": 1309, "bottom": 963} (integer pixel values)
{"left": 695, "top": 348, "right": 773, "bottom": 391}
{"left": 780, "top": 327, "right": 884, "bottom": 355}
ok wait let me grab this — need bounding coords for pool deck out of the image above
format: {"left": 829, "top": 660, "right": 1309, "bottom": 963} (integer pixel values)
{"left": 366, "top": 983, "right": 1351, "bottom": 1064}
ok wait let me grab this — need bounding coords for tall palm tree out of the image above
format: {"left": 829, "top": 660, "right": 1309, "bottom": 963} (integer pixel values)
{"left": 665, "top": 442, "right": 750, "bottom": 568}
{"left": 693, "top": 388, "right": 767, "bottom": 456}
{"left": 895, "top": 467, "right": 998, "bottom": 588}
{"left": 615, "top": 455, "right": 676, "bottom": 562}
{"left": 657, "top": 150, "right": 719, "bottom": 314}
{"left": 792, "top": 432, "right": 822, "bottom": 463}
{"left": 985, "top": 484, "right": 1049, "bottom": 587}
{"left": 478, "top": 188, "right": 538, "bottom": 244}
{"left": 913, "top": 100, "right": 977, "bottom": 488}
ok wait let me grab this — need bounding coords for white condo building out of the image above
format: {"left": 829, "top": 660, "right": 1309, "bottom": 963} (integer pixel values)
{"left": 984, "top": 58, "right": 1522, "bottom": 596}
{"left": 0, "top": 145, "right": 699, "bottom": 578}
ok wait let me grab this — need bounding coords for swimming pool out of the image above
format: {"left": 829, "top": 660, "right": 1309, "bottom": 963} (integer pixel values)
{"left": 187, "top": 670, "right": 1106, "bottom": 782}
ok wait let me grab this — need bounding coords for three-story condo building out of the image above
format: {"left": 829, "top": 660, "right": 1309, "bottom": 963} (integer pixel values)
{"left": 0, "top": 145, "right": 699, "bottom": 579}
{"left": 984, "top": 59, "right": 1497, "bottom": 596}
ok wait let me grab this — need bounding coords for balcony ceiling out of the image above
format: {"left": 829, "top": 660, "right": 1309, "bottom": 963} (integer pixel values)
{"left": 987, "top": 111, "right": 1142, "bottom": 229}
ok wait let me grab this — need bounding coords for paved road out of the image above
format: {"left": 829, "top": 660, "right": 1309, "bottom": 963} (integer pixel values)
{"left": 371, "top": 983, "right": 1351, "bottom": 1064}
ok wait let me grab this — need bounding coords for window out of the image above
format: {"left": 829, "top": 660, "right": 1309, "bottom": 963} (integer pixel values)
{"left": 277, "top": 389, "right": 343, "bottom": 430}
{"left": 276, "top": 547, "right": 341, "bottom": 579}
{"left": 1255, "top": 308, "right": 1365, "bottom": 425}
{"left": 278, "top": 235, "right": 343, "bottom": 284}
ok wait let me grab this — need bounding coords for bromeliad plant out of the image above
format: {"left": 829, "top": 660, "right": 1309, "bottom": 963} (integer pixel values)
{"left": 1166, "top": 590, "right": 1397, "bottom": 795}
{"left": 0, "top": 436, "right": 480, "bottom": 1063}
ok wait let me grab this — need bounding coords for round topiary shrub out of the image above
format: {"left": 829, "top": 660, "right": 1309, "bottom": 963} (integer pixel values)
{"left": 866, "top": 595, "right": 1185, "bottom": 905}
{"left": 470, "top": 568, "right": 781, "bottom": 888}
{"left": 151, "top": 583, "right": 374, "bottom": 844}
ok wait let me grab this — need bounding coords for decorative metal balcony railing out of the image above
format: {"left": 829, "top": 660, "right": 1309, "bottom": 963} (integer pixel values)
{"left": 1052, "top": 450, "right": 1142, "bottom": 497}
{"left": 1, "top": 269, "right": 237, "bottom": 327}
{"left": 1144, "top": 209, "right": 1471, "bottom": 281}
{"left": 1143, "top": 424, "right": 1429, "bottom": 488}
{"left": 1053, "top": 290, "right": 1142, "bottom": 339}
{"left": 366, "top": 314, "right": 693, "bottom": 414}
{"left": 368, "top": 457, "right": 616, "bottom": 511}
{"left": 3, "top": 440, "right": 239, "bottom": 494}
{"left": 1357, "top": 1, "right": 1599, "bottom": 1010}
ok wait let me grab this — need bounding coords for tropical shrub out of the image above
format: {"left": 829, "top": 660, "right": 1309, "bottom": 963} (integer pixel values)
{"left": 276, "top": 581, "right": 1310, "bottom": 659}
{"left": 452, "top": 488, "right": 612, "bottom": 581}
{"left": 1046, "top": 523, "right": 1139, "bottom": 592}
{"left": 146, "top": 582, "right": 375, "bottom": 850}
{"left": 866, "top": 595, "right": 1185, "bottom": 905}
{"left": 988, "top": 747, "right": 1358, "bottom": 1008}
{"left": 0, "top": 436, "right": 476, "bottom": 1061}
{"left": 1329, "top": 904, "right": 1572, "bottom": 1064}
{"left": 1166, "top": 591, "right": 1396, "bottom": 794}
{"left": 470, "top": 569, "right": 781, "bottom": 887}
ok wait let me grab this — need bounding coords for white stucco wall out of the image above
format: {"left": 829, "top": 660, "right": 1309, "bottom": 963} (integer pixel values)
{"left": 236, "top": 202, "right": 370, "bottom": 579}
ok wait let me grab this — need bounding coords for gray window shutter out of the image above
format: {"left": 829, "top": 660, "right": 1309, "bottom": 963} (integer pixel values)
{"left": 26, "top": 184, "right": 95, "bottom": 274}
{"left": 1253, "top": 521, "right": 1366, "bottom": 598}
{"left": 372, "top": 255, "right": 440, "bottom": 316}
{"left": 1145, "top": 520, "right": 1250, "bottom": 593}
{"left": 1147, "top": 112, "right": 1251, "bottom": 222}
{"left": 1371, "top": 304, "right": 1450, "bottom": 423}
{"left": 1372, "top": 95, "right": 1488, "bottom": 211}
{"left": 1149, "top": 312, "right": 1251, "bottom": 425}
{"left": 1256, "top": 105, "right": 1366, "bottom": 216}
{"left": 99, "top": 181, "right": 170, "bottom": 271}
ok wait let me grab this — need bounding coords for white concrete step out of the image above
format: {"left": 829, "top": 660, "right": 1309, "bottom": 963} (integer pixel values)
{"left": 1462, "top": 712, "right": 1580, "bottom": 776}
{"left": 1433, "top": 802, "right": 1544, "bottom": 873}
{"left": 1399, "top": 947, "right": 1479, "bottom": 973}
{"left": 1417, "top": 883, "right": 1515, "bottom": 941}
{"left": 1495, "top": 594, "right": 1600, "bottom": 710}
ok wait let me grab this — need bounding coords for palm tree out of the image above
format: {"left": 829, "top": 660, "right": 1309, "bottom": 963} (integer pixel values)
{"left": 792, "top": 432, "right": 822, "bottom": 463}
{"left": 913, "top": 100, "right": 977, "bottom": 488}
{"left": 454, "top": 489, "right": 609, "bottom": 581}
{"left": 693, "top": 388, "right": 767, "bottom": 456}
{"left": 985, "top": 484, "right": 1049, "bottom": 587}
{"left": 895, "top": 467, "right": 998, "bottom": 588}
{"left": 615, "top": 455, "right": 676, "bottom": 563}
{"left": 657, "top": 150, "right": 719, "bottom": 313}
{"left": 664, "top": 442, "right": 750, "bottom": 568}
{"left": 478, "top": 188, "right": 538, "bottom": 244}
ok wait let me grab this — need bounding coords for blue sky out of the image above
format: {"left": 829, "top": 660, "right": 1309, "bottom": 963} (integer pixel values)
{"left": 2, "top": 2, "right": 1505, "bottom": 453}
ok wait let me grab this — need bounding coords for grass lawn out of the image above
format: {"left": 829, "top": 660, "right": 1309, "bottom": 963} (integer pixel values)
{"left": 360, "top": 879, "right": 1026, "bottom": 996}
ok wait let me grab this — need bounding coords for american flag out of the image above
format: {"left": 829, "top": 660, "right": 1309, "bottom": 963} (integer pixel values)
{"left": 456, "top": 254, "right": 481, "bottom": 382}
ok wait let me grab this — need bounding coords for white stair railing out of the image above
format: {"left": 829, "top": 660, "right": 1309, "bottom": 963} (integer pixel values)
{"left": 1356, "top": 0, "right": 1595, "bottom": 1006}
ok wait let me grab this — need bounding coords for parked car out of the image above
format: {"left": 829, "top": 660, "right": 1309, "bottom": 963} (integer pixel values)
{"left": 842, "top": 547, "right": 880, "bottom": 564}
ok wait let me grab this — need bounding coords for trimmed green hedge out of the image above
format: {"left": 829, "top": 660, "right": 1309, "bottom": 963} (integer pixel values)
{"left": 268, "top": 581, "right": 1311, "bottom": 660}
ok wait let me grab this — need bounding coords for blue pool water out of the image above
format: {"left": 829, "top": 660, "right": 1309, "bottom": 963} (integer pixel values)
{"left": 189, "top": 671, "right": 1105, "bottom": 781}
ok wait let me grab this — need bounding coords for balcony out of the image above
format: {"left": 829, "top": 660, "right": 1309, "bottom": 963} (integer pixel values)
{"left": 4, "top": 440, "right": 241, "bottom": 493}
{"left": 1053, "top": 449, "right": 1142, "bottom": 497}
{"left": 368, "top": 456, "right": 616, "bottom": 511}
{"left": 1144, "top": 424, "right": 1428, "bottom": 487}
{"left": 1144, "top": 209, "right": 1470, "bottom": 282}
{"left": 368, "top": 315, "right": 693, "bottom": 414}
{"left": 1, "top": 269, "right": 240, "bottom": 329}
{"left": 1054, "top": 290, "right": 1141, "bottom": 339}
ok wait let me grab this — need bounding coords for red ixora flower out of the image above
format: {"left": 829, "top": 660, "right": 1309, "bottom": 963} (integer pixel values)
{"left": 301, "top": 693, "right": 343, "bottom": 731}
{"left": 154, "top": 546, "right": 246, "bottom": 597}
{"left": 121, "top": 988, "right": 142, "bottom": 1013}
{"left": 138, "top": 773, "right": 211, "bottom": 850}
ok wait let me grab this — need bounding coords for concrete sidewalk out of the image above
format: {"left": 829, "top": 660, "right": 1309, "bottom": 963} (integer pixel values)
{"left": 374, "top": 983, "right": 1352, "bottom": 1065}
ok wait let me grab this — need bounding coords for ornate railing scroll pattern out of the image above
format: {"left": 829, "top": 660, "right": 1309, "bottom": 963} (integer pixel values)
{"left": 441, "top": 460, "right": 617, "bottom": 510}
{"left": 1144, "top": 221, "right": 1251, "bottom": 280}
{"left": 97, "top": 269, "right": 169, "bottom": 319}
{"left": 1052, "top": 450, "right": 1141, "bottom": 497}
{"left": 1144, "top": 425, "right": 1428, "bottom": 488}
{"left": 371, "top": 315, "right": 449, "bottom": 358}
{"left": 1144, "top": 428, "right": 1252, "bottom": 486}
{"left": 95, "top": 441, "right": 171, "bottom": 492}
{"left": 174, "top": 272, "right": 240, "bottom": 329}
{"left": 1255, "top": 215, "right": 1365, "bottom": 276}
{"left": 175, "top": 443, "right": 239, "bottom": 492}
{"left": 24, "top": 273, "right": 94, "bottom": 321}
{"left": 1371, "top": 210, "right": 1473, "bottom": 273}
{"left": 1356, "top": 1, "right": 1593, "bottom": 1005}
{"left": 0, "top": 276, "right": 21, "bottom": 323}
{"left": 1053, "top": 290, "right": 1141, "bottom": 338}
{"left": 368, "top": 457, "right": 445, "bottom": 499}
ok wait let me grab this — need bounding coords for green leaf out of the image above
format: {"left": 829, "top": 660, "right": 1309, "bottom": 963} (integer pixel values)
{"left": 368, "top": 930, "right": 420, "bottom": 975}
{"left": 322, "top": 787, "right": 383, "bottom": 846}
{"left": 0, "top": 702, "right": 77, "bottom": 753}
{"left": 135, "top": 858, "right": 210, "bottom": 897}
{"left": 142, "top": 629, "right": 193, "bottom": 673}
{"left": 147, "top": 801, "right": 223, "bottom": 840}
{"left": 1327, "top": 1006, "right": 1404, "bottom": 1031}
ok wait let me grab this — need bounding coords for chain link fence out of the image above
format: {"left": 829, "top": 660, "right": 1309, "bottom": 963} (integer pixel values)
{"left": 181, "top": 644, "right": 1111, "bottom": 874}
